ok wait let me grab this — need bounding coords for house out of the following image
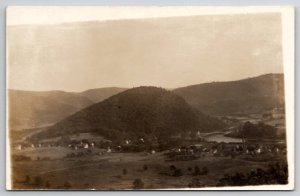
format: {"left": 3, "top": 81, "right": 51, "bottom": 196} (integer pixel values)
{"left": 107, "top": 147, "right": 112, "bottom": 153}
{"left": 84, "top": 143, "right": 89, "bottom": 149}
{"left": 16, "top": 144, "right": 22, "bottom": 150}
{"left": 197, "top": 130, "right": 201, "bottom": 137}
{"left": 256, "top": 148, "right": 262, "bottom": 154}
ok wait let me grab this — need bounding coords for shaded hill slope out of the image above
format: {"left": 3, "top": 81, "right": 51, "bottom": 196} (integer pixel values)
{"left": 173, "top": 74, "right": 284, "bottom": 115}
{"left": 35, "top": 87, "right": 224, "bottom": 140}
{"left": 8, "top": 87, "right": 127, "bottom": 129}
{"left": 8, "top": 90, "right": 92, "bottom": 130}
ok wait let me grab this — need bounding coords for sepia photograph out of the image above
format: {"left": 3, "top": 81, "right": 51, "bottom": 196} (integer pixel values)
{"left": 6, "top": 6, "right": 294, "bottom": 190}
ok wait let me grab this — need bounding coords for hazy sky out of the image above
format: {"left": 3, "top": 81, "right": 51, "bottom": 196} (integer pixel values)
{"left": 7, "top": 7, "right": 283, "bottom": 92}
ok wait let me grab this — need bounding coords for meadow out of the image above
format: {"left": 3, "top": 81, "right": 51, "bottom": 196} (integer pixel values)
{"left": 11, "top": 147, "right": 287, "bottom": 190}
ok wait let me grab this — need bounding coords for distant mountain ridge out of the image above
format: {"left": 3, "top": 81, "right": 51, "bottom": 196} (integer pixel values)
{"left": 173, "top": 73, "right": 284, "bottom": 115}
{"left": 8, "top": 87, "right": 128, "bottom": 130}
{"left": 8, "top": 74, "right": 284, "bottom": 130}
{"left": 80, "top": 87, "right": 127, "bottom": 103}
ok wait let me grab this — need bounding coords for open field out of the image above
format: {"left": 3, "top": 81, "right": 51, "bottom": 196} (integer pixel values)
{"left": 11, "top": 148, "right": 287, "bottom": 190}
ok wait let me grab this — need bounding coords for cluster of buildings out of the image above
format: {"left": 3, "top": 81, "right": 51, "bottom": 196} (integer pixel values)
{"left": 165, "top": 141, "right": 287, "bottom": 161}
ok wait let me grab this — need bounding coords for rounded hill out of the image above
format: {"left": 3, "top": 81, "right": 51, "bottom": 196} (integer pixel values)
{"left": 34, "top": 87, "right": 224, "bottom": 140}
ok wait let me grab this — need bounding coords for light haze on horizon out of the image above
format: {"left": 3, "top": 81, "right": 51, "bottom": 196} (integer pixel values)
{"left": 7, "top": 8, "right": 283, "bottom": 92}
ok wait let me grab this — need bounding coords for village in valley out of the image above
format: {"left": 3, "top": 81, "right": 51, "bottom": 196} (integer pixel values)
{"left": 11, "top": 105, "right": 287, "bottom": 189}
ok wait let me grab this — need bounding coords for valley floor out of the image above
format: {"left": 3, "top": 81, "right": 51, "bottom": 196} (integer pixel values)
{"left": 11, "top": 148, "right": 287, "bottom": 190}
